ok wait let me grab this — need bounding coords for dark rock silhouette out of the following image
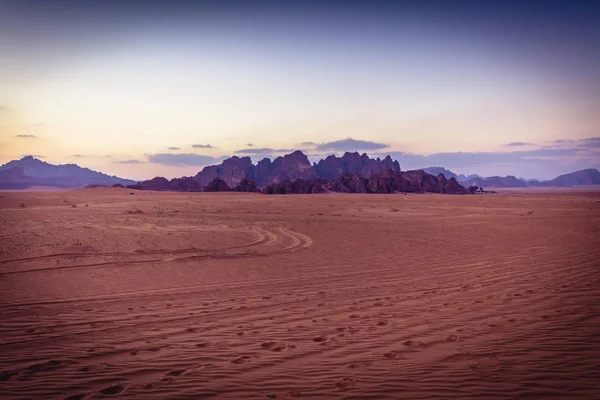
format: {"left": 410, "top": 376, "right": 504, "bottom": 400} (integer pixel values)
{"left": 234, "top": 178, "right": 258, "bottom": 192}
{"left": 314, "top": 152, "right": 400, "bottom": 180}
{"left": 192, "top": 151, "right": 400, "bottom": 190}
{"left": 532, "top": 168, "right": 600, "bottom": 186}
{"left": 262, "top": 169, "right": 467, "bottom": 194}
{"left": 422, "top": 167, "right": 458, "bottom": 180}
{"left": 0, "top": 156, "right": 135, "bottom": 189}
{"left": 462, "top": 175, "right": 527, "bottom": 188}
{"left": 194, "top": 156, "right": 254, "bottom": 189}
{"left": 255, "top": 150, "right": 318, "bottom": 186}
{"left": 127, "top": 177, "right": 170, "bottom": 191}
{"left": 169, "top": 177, "right": 201, "bottom": 192}
{"left": 262, "top": 178, "right": 326, "bottom": 194}
{"left": 203, "top": 178, "right": 231, "bottom": 192}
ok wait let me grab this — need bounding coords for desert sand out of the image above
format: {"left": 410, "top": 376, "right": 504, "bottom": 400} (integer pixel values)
{"left": 1, "top": 189, "right": 599, "bottom": 399}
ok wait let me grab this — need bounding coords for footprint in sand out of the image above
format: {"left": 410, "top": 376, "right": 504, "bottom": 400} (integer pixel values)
{"left": 348, "top": 361, "right": 371, "bottom": 369}
{"left": 27, "top": 360, "right": 71, "bottom": 374}
{"left": 99, "top": 384, "right": 126, "bottom": 395}
{"left": 402, "top": 340, "right": 426, "bottom": 347}
{"left": 261, "top": 342, "right": 297, "bottom": 352}
{"left": 63, "top": 394, "right": 87, "bottom": 400}
{"left": 231, "top": 355, "right": 253, "bottom": 364}
{"left": 336, "top": 377, "right": 356, "bottom": 389}
{"left": 384, "top": 351, "right": 403, "bottom": 359}
{"left": 167, "top": 369, "right": 186, "bottom": 376}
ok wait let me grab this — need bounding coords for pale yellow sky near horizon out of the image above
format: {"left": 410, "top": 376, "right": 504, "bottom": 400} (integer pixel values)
{"left": 1, "top": 1, "right": 599, "bottom": 180}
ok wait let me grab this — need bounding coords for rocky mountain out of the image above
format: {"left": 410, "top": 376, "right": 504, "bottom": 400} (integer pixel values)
{"left": 128, "top": 151, "right": 465, "bottom": 194}
{"left": 262, "top": 170, "right": 466, "bottom": 195}
{"left": 192, "top": 151, "right": 318, "bottom": 189}
{"left": 0, "top": 166, "right": 35, "bottom": 189}
{"left": 531, "top": 168, "right": 600, "bottom": 186}
{"left": 0, "top": 156, "right": 135, "bottom": 189}
{"left": 422, "top": 166, "right": 600, "bottom": 188}
{"left": 203, "top": 178, "right": 231, "bottom": 192}
{"left": 192, "top": 151, "right": 400, "bottom": 190}
{"left": 462, "top": 175, "right": 527, "bottom": 188}
{"left": 126, "top": 176, "right": 201, "bottom": 191}
{"left": 314, "top": 152, "right": 400, "bottom": 180}
{"left": 255, "top": 150, "right": 318, "bottom": 186}
{"left": 421, "top": 167, "right": 458, "bottom": 181}
{"left": 193, "top": 156, "right": 254, "bottom": 189}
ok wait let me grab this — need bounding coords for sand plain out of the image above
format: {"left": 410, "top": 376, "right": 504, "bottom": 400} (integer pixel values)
{"left": 1, "top": 188, "right": 599, "bottom": 399}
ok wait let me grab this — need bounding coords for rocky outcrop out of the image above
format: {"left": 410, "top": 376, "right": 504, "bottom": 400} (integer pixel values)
{"left": 422, "top": 167, "right": 458, "bottom": 180}
{"left": 262, "top": 178, "right": 326, "bottom": 194}
{"left": 169, "top": 177, "right": 201, "bottom": 192}
{"left": 233, "top": 178, "right": 258, "bottom": 192}
{"left": 127, "top": 176, "right": 201, "bottom": 191}
{"left": 203, "top": 178, "right": 231, "bottom": 192}
{"left": 194, "top": 156, "right": 254, "bottom": 189}
{"left": 191, "top": 151, "right": 401, "bottom": 190}
{"left": 0, "top": 156, "right": 135, "bottom": 189}
{"left": 255, "top": 151, "right": 318, "bottom": 187}
{"left": 462, "top": 175, "right": 527, "bottom": 188}
{"left": 127, "top": 177, "right": 170, "bottom": 191}
{"left": 533, "top": 168, "right": 600, "bottom": 186}
{"left": 262, "top": 169, "right": 467, "bottom": 194}
{"left": 314, "top": 152, "right": 400, "bottom": 180}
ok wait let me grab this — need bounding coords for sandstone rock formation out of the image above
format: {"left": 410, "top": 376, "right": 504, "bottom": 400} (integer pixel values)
{"left": 262, "top": 169, "right": 467, "bottom": 194}
{"left": 233, "top": 178, "right": 258, "bottom": 192}
{"left": 255, "top": 151, "right": 318, "bottom": 187}
{"left": 127, "top": 177, "right": 170, "bottom": 191}
{"left": 168, "top": 177, "right": 201, "bottom": 192}
{"left": 203, "top": 178, "right": 231, "bottom": 192}
{"left": 314, "top": 152, "right": 400, "bottom": 180}
{"left": 262, "top": 178, "right": 326, "bottom": 194}
{"left": 194, "top": 156, "right": 254, "bottom": 189}
{"left": 0, "top": 156, "right": 135, "bottom": 189}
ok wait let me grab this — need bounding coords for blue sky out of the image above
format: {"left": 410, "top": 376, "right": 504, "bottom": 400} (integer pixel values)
{"left": 0, "top": 0, "right": 598, "bottom": 179}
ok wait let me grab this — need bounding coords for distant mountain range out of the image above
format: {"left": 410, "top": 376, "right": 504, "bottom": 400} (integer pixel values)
{"left": 192, "top": 151, "right": 400, "bottom": 189}
{"left": 1, "top": 154, "right": 598, "bottom": 191}
{"left": 422, "top": 167, "right": 600, "bottom": 188}
{"left": 130, "top": 151, "right": 428, "bottom": 193}
{"left": 0, "top": 156, "right": 135, "bottom": 189}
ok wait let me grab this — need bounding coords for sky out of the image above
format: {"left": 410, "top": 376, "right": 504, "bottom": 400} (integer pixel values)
{"left": 0, "top": 0, "right": 599, "bottom": 180}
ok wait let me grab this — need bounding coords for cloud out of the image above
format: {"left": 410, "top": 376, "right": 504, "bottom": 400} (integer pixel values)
{"left": 503, "top": 142, "right": 533, "bottom": 147}
{"left": 72, "top": 154, "right": 84, "bottom": 158}
{"left": 114, "top": 159, "right": 145, "bottom": 164}
{"left": 550, "top": 137, "right": 600, "bottom": 149}
{"left": 0, "top": 105, "right": 10, "bottom": 112}
{"left": 577, "top": 137, "right": 600, "bottom": 148}
{"left": 147, "top": 153, "right": 227, "bottom": 166}
{"left": 315, "top": 138, "right": 389, "bottom": 151}
{"left": 192, "top": 143, "right": 215, "bottom": 149}
{"left": 301, "top": 141, "right": 316, "bottom": 146}
{"left": 167, "top": 146, "right": 181, "bottom": 150}
{"left": 235, "top": 148, "right": 294, "bottom": 154}
{"left": 246, "top": 143, "right": 254, "bottom": 147}
{"left": 15, "top": 134, "right": 36, "bottom": 138}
